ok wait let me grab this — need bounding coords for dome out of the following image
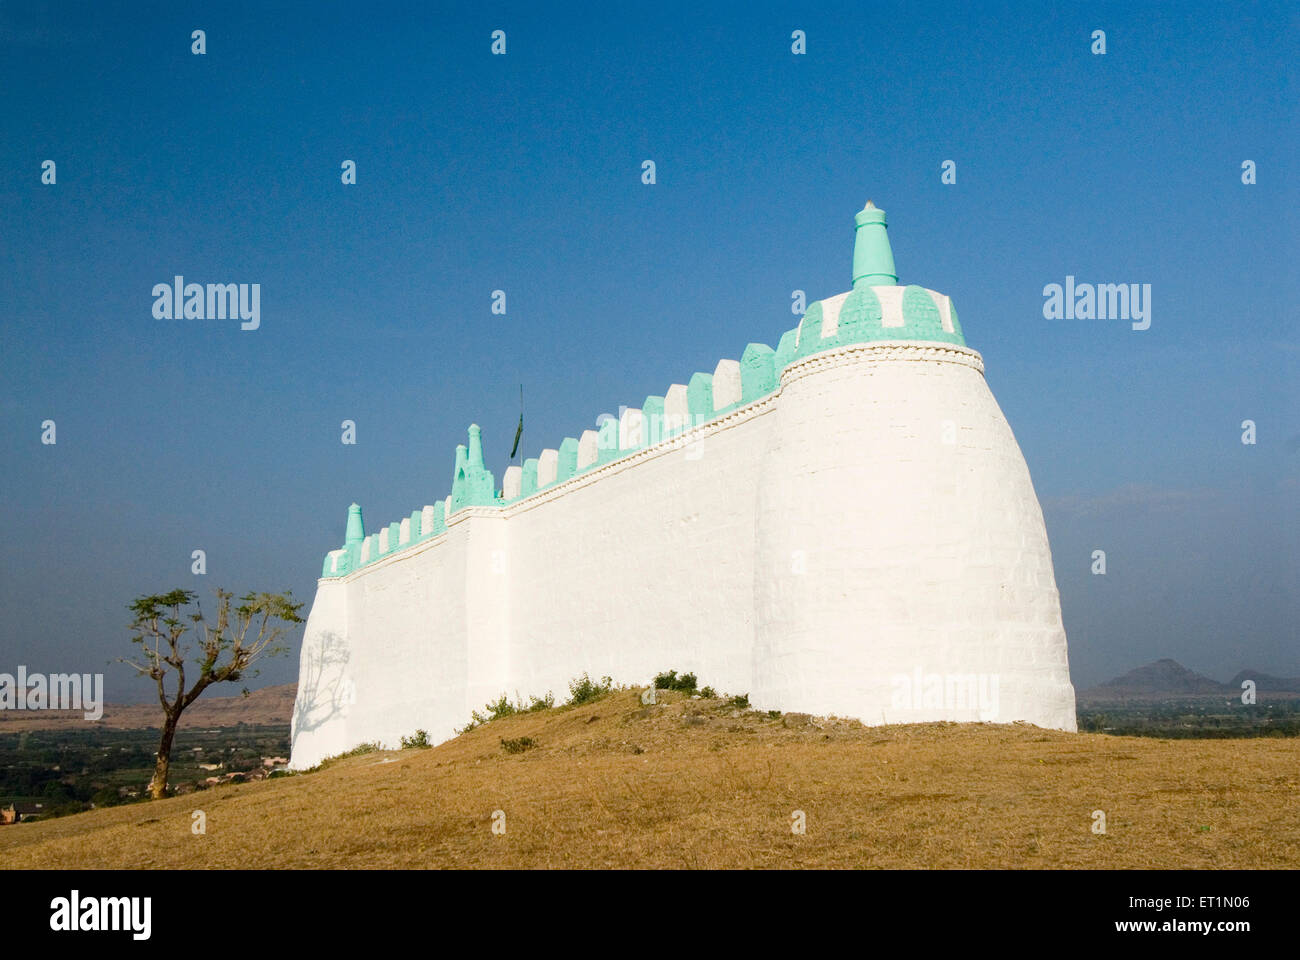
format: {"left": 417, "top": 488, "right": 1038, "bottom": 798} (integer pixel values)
{"left": 787, "top": 284, "right": 967, "bottom": 360}
{"left": 780, "top": 201, "right": 968, "bottom": 365}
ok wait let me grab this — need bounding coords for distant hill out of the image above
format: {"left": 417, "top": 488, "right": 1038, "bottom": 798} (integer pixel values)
{"left": 0, "top": 683, "right": 297, "bottom": 732}
{"left": 1230, "top": 670, "right": 1300, "bottom": 694}
{"left": 1081, "top": 659, "right": 1231, "bottom": 700}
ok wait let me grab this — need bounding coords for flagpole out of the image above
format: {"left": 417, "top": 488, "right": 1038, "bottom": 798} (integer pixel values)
{"left": 510, "top": 384, "right": 524, "bottom": 464}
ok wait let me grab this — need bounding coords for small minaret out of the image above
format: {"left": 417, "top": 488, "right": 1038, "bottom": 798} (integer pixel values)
{"left": 468, "top": 423, "right": 485, "bottom": 470}
{"left": 344, "top": 503, "right": 365, "bottom": 544}
{"left": 450, "top": 423, "right": 497, "bottom": 512}
{"left": 852, "top": 200, "right": 898, "bottom": 289}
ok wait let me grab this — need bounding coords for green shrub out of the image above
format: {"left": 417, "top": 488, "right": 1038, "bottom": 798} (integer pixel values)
{"left": 459, "top": 691, "right": 555, "bottom": 733}
{"left": 526, "top": 692, "right": 554, "bottom": 712}
{"left": 500, "top": 736, "right": 537, "bottom": 754}
{"left": 306, "top": 741, "right": 381, "bottom": 771}
{"left": 728, "top": 694, "right": 750, "bottom": 710}
{"left": 654, "top": 669, "right": 698, "bottom": 692}
{"left": 699, "top": 686, "right": 718, "bottom": 699}
{"left": 479, "top": 694, "right": 518, "bottom": 723}
{"left": 400, "top": 729, "right": 431, "bottom": 749}
{"left": 568, "top": 673, "right": 614, "bottom": 705}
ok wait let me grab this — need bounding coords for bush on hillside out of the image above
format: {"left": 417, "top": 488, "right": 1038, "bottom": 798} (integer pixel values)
{"left": 568, "top": 673, "right": 614, "bottom": 705}
{"left": 526, "top": 692, "right": 554, "bottom": 712}
{"left": 654, "top": 670, "right": 698, "bottom": 692}
{"left": 401, "top": 729, "right": 431, "bottom": 749}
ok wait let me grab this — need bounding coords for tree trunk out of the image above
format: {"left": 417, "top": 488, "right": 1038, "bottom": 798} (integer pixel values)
{"left": 149, "top": 714, "right": 178, "bottom": 800}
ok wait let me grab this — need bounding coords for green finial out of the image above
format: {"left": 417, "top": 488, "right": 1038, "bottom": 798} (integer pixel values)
{"left": 344, "top": 503, "right": 364, "bottom": 544}
{"left": 451, "top": 424, "right": 496, "bottom": 512}
{"left": 852, "top": 199, "right": 898, "bottom": 289}
{"left": 468, "top": 423, "right": 484, "bottom": 469}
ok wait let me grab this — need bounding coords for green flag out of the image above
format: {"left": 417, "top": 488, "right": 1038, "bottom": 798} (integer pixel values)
{"left": 510, "top": 412, "right": 523, "bottom": 459}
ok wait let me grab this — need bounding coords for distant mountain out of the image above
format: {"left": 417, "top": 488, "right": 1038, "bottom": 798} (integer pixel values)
{"left": 1081, "top": 659, "right": 1231, "bottom": 699}
{"left": 0, "top": 682, "right": 298, "bottom": 732}
{"left": 1229, "top": 670, "right": 1300, "bottom": 694}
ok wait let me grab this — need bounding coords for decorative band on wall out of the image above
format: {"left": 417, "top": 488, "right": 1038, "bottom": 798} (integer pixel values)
{"left": 780, "top": 340, "right": 985, "bottom": 390}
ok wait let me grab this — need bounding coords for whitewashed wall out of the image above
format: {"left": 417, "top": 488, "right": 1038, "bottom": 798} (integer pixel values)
{"left": 752, "top": 342, "right": 1077, "bottom": 731}
{"left": 290, "top": 342, "right": 1076, "bottom": 769}
{"left": 504, "top": 412, "right": 769, "bottom": 705}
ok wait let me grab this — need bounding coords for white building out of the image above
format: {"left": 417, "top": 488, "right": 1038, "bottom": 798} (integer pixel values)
{"left": 289, "top": 200, "right": 1077, "bottom": 770}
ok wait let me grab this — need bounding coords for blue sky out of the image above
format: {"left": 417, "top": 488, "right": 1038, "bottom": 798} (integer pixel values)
{"left": 1, "top": 0, "right": 1296, "bottom": 699}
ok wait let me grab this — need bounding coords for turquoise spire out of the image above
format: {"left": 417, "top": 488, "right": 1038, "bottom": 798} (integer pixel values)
{"left": 852, "top": 200, "right": 898, "bottom": 289}
{"left": 344, "top": 503, "right": 364, "bottom": 544}
{"left": 467, "top": 423, "right": 485, "bottom": 469}
{"left": 450, "top": 424, "right": 496, "bottom": 512}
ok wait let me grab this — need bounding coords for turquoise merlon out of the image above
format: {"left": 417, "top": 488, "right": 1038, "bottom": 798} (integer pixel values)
{"left": 642, "top": 396, "right": 665, "bottom": 445}
{"left": 596, "top": 417, "right": 619, "bottom": 463}
{"left": 324, "top": 200, "right": 970, "bottom": 576}
{"left": 558, "top": 437, "right": 579, "bottom": 483}
{"left": 740, "top": 343, "right": 776, "bottom": 401}
{"left": 796, "top": 302, "right": 825, "bottom": 358}
{"left": 687, "top": 372, "right": 713, "bottom": 422}
{"left": 837, "top": 286, "right": 883, "bottom": 346}
{"left": 774, "top": 328, "right": 798, "bottom": 371}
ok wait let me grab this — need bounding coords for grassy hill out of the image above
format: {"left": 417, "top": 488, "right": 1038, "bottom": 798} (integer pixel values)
{"left": 2, "top": 687, "right": 1297, "bottom": 869}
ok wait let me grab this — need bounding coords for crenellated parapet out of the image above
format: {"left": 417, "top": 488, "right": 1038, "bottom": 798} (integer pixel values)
{"left": 318, "top": 200, "right": 968, "bottom": 580}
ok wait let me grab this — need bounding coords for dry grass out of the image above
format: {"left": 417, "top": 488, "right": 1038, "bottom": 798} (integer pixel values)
{"left": 3, "top": 689, "right": 1297, "bottom": 869}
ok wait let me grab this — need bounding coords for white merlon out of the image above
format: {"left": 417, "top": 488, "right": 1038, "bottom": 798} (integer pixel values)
{"left": 712, "top": 359, "right": 741, "bottom": 410}
{"left": 619, "top": 407, "right": 643, "bottom": 449}
{"left": 503, "top": 465, "right": 522, "bottom": 499}
{"left": 422, "top": 504, "right": 436, "bottom": 533}
{"left": 937, "top": 293, "right": 954, "bottom": 333}
{"left": 378, "top": 527, "right": 390, "bottom": 553}
{"left": 577, "top": 430, "right": 599, "bottom": 469}
{"left": 399, "top": 517, "right": 411, "bottom": 545}
{"left": 875, "top": 285, "right": 906, "bottom": 327}
{"left": 538, "top": 449, "right": 559, "bottom": 487}
{"left": 821, "top": 291, "right": 851, "bottom": 339}
{"left": 664, "top": 383, "right": 689, "bottom": 434}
